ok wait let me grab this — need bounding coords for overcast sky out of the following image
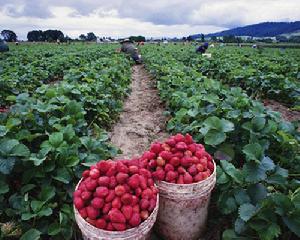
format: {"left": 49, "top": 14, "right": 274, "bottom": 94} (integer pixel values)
{"left": 0, "top": 0, "right": 299, "bottom": 40}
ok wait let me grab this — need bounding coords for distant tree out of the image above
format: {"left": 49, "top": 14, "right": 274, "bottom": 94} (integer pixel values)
{"left": 43, "top": 30, "right": 64, "bottom": 42}
{"left": 182, "top": 37, "right": 187, "bottom": 41}
{"left": 79, "top": 34, "right": 86, "bottom": 41}
{"left": 201, "top": 34, "right": 205, "bottom": 42}
{"left": 187, "top": 35, "right": 193, "bottom": 41}
{"left": 1, "top": 30, "right": 17, "bottom": 42}
{"left": 289, "top": 36, "right": 300, "bottom": 43}
{"left": 223, "top": 35, "right": 238, "bottom": 43}
{"left": 129, "top": 35, "right": 146, "bottom": 42}
{"left": 211, "top": 36, "right": 217, "bottom": 41}
{"left": 276, "top": 36, "right": 288, "bottom": 42}
{"left": 86, "top": 32, "right": 97, "bottom": 41}
{"left": 64, "top": 35, "right": 72, "bottom": 41}
{"left": 27, "top": 30, "right": 44, "bottom": 41}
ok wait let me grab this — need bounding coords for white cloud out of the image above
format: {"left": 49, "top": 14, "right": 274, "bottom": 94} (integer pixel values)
{"left": 0, "top": 0, "right": 299, "bottom": 39}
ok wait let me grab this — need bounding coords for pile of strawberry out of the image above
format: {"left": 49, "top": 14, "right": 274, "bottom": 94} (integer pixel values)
{"left": 141, "top": 134, "right": 214, "bottom": 184}
{"left": 73, "top": 160, "right": 157, "bottom": 231}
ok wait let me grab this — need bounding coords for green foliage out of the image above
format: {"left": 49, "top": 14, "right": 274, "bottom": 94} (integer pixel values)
{"left": 0, "top": 43, "right": 132, "bottom": 239}
{"left": 142, "top": 44, "right": 300, "bottom": 239}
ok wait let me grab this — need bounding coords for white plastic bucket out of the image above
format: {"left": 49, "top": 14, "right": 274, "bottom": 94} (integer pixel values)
{"left": 154, "top": 161, "right": 216, "bottom": 240}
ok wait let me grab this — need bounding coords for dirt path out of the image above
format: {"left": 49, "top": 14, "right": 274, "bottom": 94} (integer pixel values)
{"left": 110, "top": 65, "right": 169, "bottom": 159}
{"left": 263, "top": 99, "right": 300, "bottom": 122}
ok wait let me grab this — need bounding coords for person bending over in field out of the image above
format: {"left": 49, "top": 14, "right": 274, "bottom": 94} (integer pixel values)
{"left": 0, "top": 39, "right": 9, "bottom": 52}
{"left": 196, "top": 42, "right": 209, "bottom": 54}
{"left": 118, "top": 39, "right": 142, "bottom": 64}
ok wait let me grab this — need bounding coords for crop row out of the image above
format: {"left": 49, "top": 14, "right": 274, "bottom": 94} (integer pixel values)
{"left": 141, "top": 45, "right": 300, "bottom": 240}
{"left": 0, "top": 44, "right": 131, "bottom": 239}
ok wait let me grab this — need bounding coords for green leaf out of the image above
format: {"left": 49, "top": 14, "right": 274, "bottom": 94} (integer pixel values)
{"left": 20, "top": 229, "right": 41, "bottom": 240}
{"left": 260, "top": 156, "right": 275, "bottom": 171}
{"left": 0, "top": 181, "right": 9, "bottom": 194}
{"left": 214, "top": 144, "right": 235, "bottom": 161}
{"left": 6, "top": 118, "right": 21, "bottom": 129}
{"left": 21, "top": 212, "right": 37, "bottom": 220}
{"left": 38, "top": 186, "right": 55, "bottom": 202}
{"left": 220, "top": 160, "right": 243, "bottom": 184}
{"left": 283, "top": 216, "right": 300, "bottom": 237}
{"left": 243, "top": 162, "right": 266, "bottom": 183}
{"left": 216, "top": 166, "right": 230, "bottom": 184}
{"left": 49, "top": 132, "right": 63, "bottom": 147}
{"left": 222, "top": 229, "right": 238, "bottom": 240}
{"left": 11, "top": 144, "right": 30, "bottom": 157}
{"left": 0, "top": 125, "right": 8, "bottom": 137}
{"left": 48, "top": 222, "right": 61, "bottom": 236}
{"left": 251, "top": 117, "right": 266, "bottom": 131}
{"left": 247, "top": 183, "right": 267, "bottom": 204}
{"left": 204, "top": 130, "right": 226, "bottom": 145}
{"left": 234, "top": 189, "right": 251, "bottom": 205}
{"left": 31, "top": 200, "right": 44, "bottom": 212}
{"left": 0, "top": 139, "right": 19, "bottom": 154}
{"left": 235, "top": 217, "right": 246, "bottom": 234}
{"left": 52, "top": 168, "right": 71, "bottom": 184}
{"left": 239, "top": 203, "right": 257, "bottom": 222}
{"left": 242, "top": 143, "right": 263, "bottom": 162}
{"left": 0, "top": 156, "right": 16, "bottom": 174}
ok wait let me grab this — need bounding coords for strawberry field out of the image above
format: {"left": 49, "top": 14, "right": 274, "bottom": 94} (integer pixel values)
{"left": 0, "top": 43, "right": 300, "bottom": 240}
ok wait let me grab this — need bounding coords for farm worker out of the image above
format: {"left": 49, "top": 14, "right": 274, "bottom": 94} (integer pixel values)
{"left": 0, "top": 39, "right": 9, "bottom": 52}
{"left": 119, "top": 39, "right": 142, "bottom": 64}
{"left": 196, "top": 42, "right": 209, "bottom": 54}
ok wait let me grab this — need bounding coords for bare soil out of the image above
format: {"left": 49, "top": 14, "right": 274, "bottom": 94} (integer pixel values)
{"left": 263, "top": 99, "right": 300, "bottom": 122}
{"left": 110, "top": 65, "right": 169, "bottom": 159}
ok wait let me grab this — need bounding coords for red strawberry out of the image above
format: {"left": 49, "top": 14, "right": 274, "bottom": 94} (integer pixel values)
{"left": 98, "top": 176, "right": 110, "bottom": 186}
{"left": 156, "top": 157, "right": 166, "bottom": 167}
{"left": 139, "top": 176, "right": 147, "bottom": 190}
{"left": 86, "top": 206, "right": 99, "bottom": 220}
{"left": 73, "top": 190, "right": 82, "bottom": 198}
{"left": 161, "top": 143, "right": 171, "bottom": 151}
{"left": 132, "top": 204, "right": 140, "bottom": 213}
{"left": 173, "top": 152, "right": 184, "bottom": 159}
{"left": 199, "top": 157, "right": 208, "bottom": 169}
{"left": 116, "top": 161, "right": 129, "bottom": 173}
{"left": 192, "top": 156, "right": 200, "bottom": 164}
{"left": 142, "top": 151, "right": 156, "bottom": 160}
{"left": 207, "top": 161, "right": 214, "bottom": 172}
{"left": 74, "top": 197, "right": 84, "bottom": 210}
{"left": 188, "top": 164, "right": 197, "bottom": 176}
{"left": 148, "top": 198, "right": 156, "bottom": 212}
{"left": 135, "top": 187, "right": 142, "bottom": 197}
{"left": 174, "top": 133, "right": 185, "bottom": 143}
{"left": 109, "top": 176, "right": 117, "bottom": 188}
{"left": 132, "top": 195, "right": 138, "bottom": 205}
{"left": 139, "top": 168, "right": 152, "bottom": 178}
{"left": 159, "top": 151, "right": 173, "bottom": 161}
{"left": 129, "top": 213, "right": 141, "bottom": 227}
{"left": 106, "top": 163, "right": 117, "bottom": 177}
{"left": 116, "top": 172, "right": 129, "bottom": 184}
{"left": 142, "top": 189, "right": 153, "bottom": 199}
{"left": 115, "top": 185, "right": 126, "bottom": 196}
{"left": 177, "top": 175, "right": 184, "bottom": 184}
{"left": 81, "top": 191, "right": 92, "bottom": 201}
{"left": 96, "top": 187, "right": 109, "bottom": 198}
{"left": 140, "top": 199, "right": 150, "bottom": 210}
{"left": 183, "top": 172, "right": 193, "bottom": 184}
{"left": 150, "top": 142, "right": 162, "bottom": 154}
{"left": 177, "top": 166, "right": 186, "bottom": 174}
{"left": 112, "top": 197, "right": 122, "bottom": 209}
{"left": 153, "top": 169, "right": 165, "bottom": 181}
{"left": 91, "top": 197, "right": 104, "bottom": 209}
{"left": 106, "top": 222, "right": 114, "bottom": 231}
{"left": 195, "top": 149, "right": 205, "bottom": 159}
{"left": 129, "top": 165, "right": 139, "bottom": 174}
{"left": 121, "top": 205, "right": 133, "bottom": 220}
{"left": 90, "top": 168, "right": 100, "bottom": 179}
{"left": 79, "top": 208, "right": 87, "bottom": 218}
{"left": 165, "top": 171, "right": 177, "bottom": 182}
{"left": 194, "top": 173, "right": 203, "bottom": 182}
{"left": 96, "top": 219, "right": 107, "bottom": 229}
{"left": 112, "top": 223, "right": 126, "bottom": 231}
{"left": 202, "top": 171, "right": 210, "bottom": 180}
{"left": 166, "top": 138, "right": 176, "bottom": 147}
{"left": 128, "top": 174, "right": 140, "bottom": 189}
{"left": 102, "top": 203, "right": 112, "bottom": 214}
{"left": 164, "top": 163, "right": 174, "bottom": 172}
{"left": 86, "top": 218, "right": 97, "bottom": 226}
{"left": 97, "top": 161, "right": 111, "bottom": 173}
{"left": 86, "top": 179, "right": 98, "bottom": 191}
{"left": 121, "top": 193, "right": 133, "bottom": 205}
{"left": 148, "top": 159, "right": 157, "bottom": 169}
{"left": 196, "top": 163, "right": 204, "bottom": 172}
{"left": 109, "top": 209, "right": 126, "bottom": 223}
{"left": 176, "top": 142, "right": 188, "bottom": 151}
{"left": 184, "top": 150, "right": 193, "bottom": 157}
{"left": 105, "top": 190, "right": 116, "bottom": 203}
{"left": 82, "top": 170, "right": 90, "bottom": 178}
{"left": 147, "top": 178, "right": 154, "bottom": 187}
{"left": 181, "top": 156, "right": 192, "bottom": 167}
{"left": 187, "top": 143, "right": 196, "bottom": 153}
{"left": 185, "top": 134, "right": 194, "bottom": 144}
{"left": 140, "top": 210, "right": 149, "bottom": 220}
{"left": 170, "top": 157, "right": 180, "bottom": 167}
